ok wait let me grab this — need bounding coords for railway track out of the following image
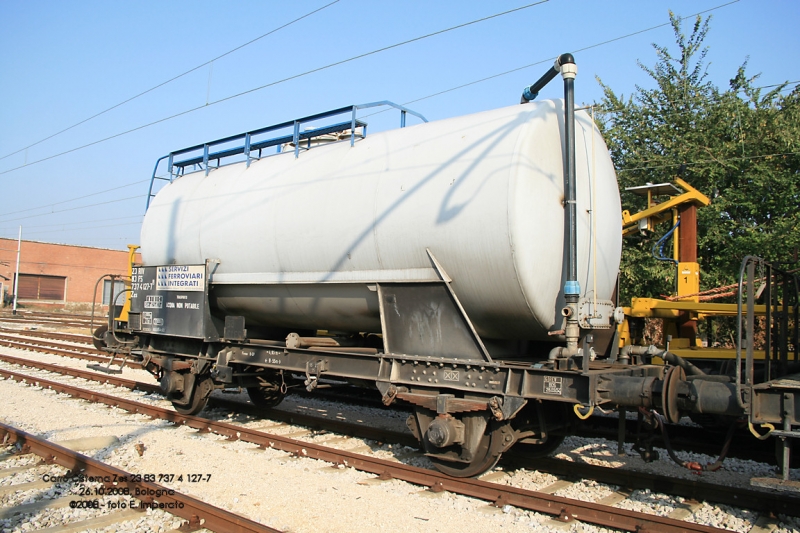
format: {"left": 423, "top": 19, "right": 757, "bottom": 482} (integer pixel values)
{"left": 0, "top": 422, "right": 279, "bottom": 532}
{"left": 0, "top": 349, "right": 796, "bottom": 532}
{"left": 0, "top": 311, "right": 96, "bottom": 322}
{"left": 0, "top": 334, "right": 109, "bottom": 359}
{"left": 1, "top": 314, "right": 797, "bottom": 530}
{"left": 295, "top": 380, "right": 787, "bottom": 467}
{"left": 0, "top": 329, "right": 786, "bottom": 466}
{"left": 0, "top": 316, "right": 94, "bottom": 329}
{"left": 0, "top": 327, "right": 93, "bottom": 345}
{"left": 0, "top": 363, "right": 736, "bottom": 532}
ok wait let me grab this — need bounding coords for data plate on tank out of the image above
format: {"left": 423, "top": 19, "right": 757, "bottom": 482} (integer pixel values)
{"left": 577, "top": 298, "right": 615, "bottom": 330}
{"left": 129, "top": 265, "right": 207, "bottom": 337}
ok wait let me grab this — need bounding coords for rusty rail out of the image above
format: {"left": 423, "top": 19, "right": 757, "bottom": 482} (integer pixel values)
{"left": 0, "top": 317, "right": 93, "bottom": 328}
{"left": 0, "top": 336, "right": 141, "bottom": 367}
{"left": 0, "top": 351, "right": 411, "bottom": 444}
{"left": 0, "top": 310, "right": 95, "bottom": 321}
{"left": 0, "top": 334, "right": 107, "bottom": 357}
{"left": 0, "top": 352, "right": 155, "bottom": 391}
{"left": 3, "top": 349, "right": 800, "bottom": 519}
{"left": 0, "top": 365, "right": 736, "bottom": 532}
{"left": 0, "top": 327, "right": 93, "bottom": 345}
{"left": 0, "top": 422, "right": 280, "bottom": 533}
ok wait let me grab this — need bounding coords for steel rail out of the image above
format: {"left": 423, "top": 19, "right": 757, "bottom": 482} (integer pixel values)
{"left": 0, "top": 352, "right": 156, "bottom": 391}
{"left": 0, "top": 317, "right": 94, "bottom": 328}
{"left": 0, "top": 366, "right": 736, "bottom": 532}
{"left": 0, "top": 327, "right": 93, "bottom": 345}
{"left": 2, "top": 351, "right": 798, "bottom": 517}
{"left": 0, "top": 337, "right": 140, "bottom": 367}
{"left": 0, "top": 334, "right": 106, "bottom": 356}
{"left": 4, "top": 330, "right": 779, "bottom": 464}
{"left": 0, "top": 422, "right": 280, "bottom": 533}
{"left": 2, "top": 350, "right": 797, "bottom": 518}
{"left": 0, "top": 351, "right": 413, "bottom": 444}
{"left": 0, "top": 310, "right": 94, "bottom": 321}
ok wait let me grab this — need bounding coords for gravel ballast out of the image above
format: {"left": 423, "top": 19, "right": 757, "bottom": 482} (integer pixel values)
{"left": 1, "top": 336, "right": 800, "bottom": 532}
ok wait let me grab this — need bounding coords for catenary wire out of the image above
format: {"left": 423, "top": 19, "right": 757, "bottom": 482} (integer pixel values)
{"left": 3, "top": 1, "right": 750, "bottom": 176}
{"left": 0, "top": 1, "right": 550, "bottom": 176}
{"left": 353, "top": 0, "right": 743, "bottom": 120}
{"left": 5, "top": 221, "right": 142, "bottom": 237}
{"left": 0, "top": 180, "right": 150, "bottom": 219}
{"left": 0, "top": 196, "right": 141, "bottom": 224}
{"left": 0, "top": 1, "right": 342, "bottom": 162}
{"left": 747, "top": 80, "right": 800, "bottom": 90}
{"left": 0, "top": 0, "right": 755, "bottom": 228}
{"left": 391, "top": 0, "right": 743, "bottom": 109}
{"left": 1, "top": 0, "right": 779, "bottom": 228}
{"left": 0, "top": 216, "right": 142, "bottom": 233}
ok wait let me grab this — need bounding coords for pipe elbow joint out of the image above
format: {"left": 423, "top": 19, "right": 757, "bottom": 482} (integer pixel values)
{"left": 521, "top": 87, "right": 538, "bottom": 104}
{"left": 548, "top": 346, "right": 563, "bottom": 361}
{"left": 556, "top": 53, "right": 577, "bottom": 80}
{"left": 549, "top": 344, "right": 580, "bottom": 361}
{"left": 557, "top": 53, "right": 575, "bottom": 66}
{"left": 620, "top": 345, "right": 633, "bottom": 357}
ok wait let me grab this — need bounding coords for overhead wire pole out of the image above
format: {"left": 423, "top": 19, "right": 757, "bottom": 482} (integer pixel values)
{"left": 12, "top": 227, "right": 21, "bottom": 315}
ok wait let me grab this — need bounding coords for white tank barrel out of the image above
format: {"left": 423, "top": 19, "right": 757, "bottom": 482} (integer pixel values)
{"left": 141, "top": 100, "right": 621, "bottom": 342}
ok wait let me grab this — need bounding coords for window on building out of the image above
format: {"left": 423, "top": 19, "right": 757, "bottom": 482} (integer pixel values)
{"left": 102, "top": 279, "right": 127, "bottom": 306}
{"left": 17, "top": 274, "right": 66, "bottom": 301}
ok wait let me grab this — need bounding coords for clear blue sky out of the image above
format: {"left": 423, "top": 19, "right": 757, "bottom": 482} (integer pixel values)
{"left": 0, "top": 0, "right": 796, "bottom": 250}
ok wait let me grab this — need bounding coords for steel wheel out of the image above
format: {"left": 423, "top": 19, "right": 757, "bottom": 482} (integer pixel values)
{"left": 429, "top": 417, "right": 510, "bottom": 478}
{"left": 245, "top": 368, "right": 285, "bottom": 409}
{"left": 172, "top": 376, "right": 213, "bottom": 416}
{"left": 92, "top": 324, "right": 108, "bottom": 351}
{"left": 247, "top": 386, "right": 285, "bottom": 409}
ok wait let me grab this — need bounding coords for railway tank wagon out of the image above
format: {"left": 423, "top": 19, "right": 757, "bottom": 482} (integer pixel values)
{"left": 141, "top": 98, "right": 621, "bottom": 347}
{"left": 107, "top": 55, "right": 799, "bottom": 478}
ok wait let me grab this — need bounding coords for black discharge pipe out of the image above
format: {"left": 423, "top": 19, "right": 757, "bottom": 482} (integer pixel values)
{"left": 520, "top": 62, "right": 560, "bottom": 103}
{"left": 561, "top": 55, "right": 578, "bottom": 297}
{"left": 520, "top": 53, "right": 581, "bottom": 349}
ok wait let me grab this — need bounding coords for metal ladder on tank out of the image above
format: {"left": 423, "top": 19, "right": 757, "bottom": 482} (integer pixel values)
{"left": 146, "top": 101, "right": 427, "bottom": 210}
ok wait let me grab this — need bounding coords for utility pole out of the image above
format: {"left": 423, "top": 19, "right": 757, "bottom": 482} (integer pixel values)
{"left": 12, "top": 227, "right": 21, "bottom": 315}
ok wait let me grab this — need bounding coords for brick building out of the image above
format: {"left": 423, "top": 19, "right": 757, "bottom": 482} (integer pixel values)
{"left": 0, "top": 238, "right": 140, "bottom": 311}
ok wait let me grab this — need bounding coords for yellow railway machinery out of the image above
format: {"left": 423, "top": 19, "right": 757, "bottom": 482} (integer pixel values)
{"left": 619, "top": 178, "right": 796, "bottom": 369}
{"left": 620, "top": 178, "right": 799, "bottom": 475}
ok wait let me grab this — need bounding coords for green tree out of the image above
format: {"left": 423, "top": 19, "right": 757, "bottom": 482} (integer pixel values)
{"left": 596, "top": 12, "right": 800, "bottom": 303}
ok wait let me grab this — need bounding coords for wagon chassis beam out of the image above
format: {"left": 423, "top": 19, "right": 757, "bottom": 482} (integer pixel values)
{"left": 144, "top": 336, "right": 663, "bottom": 410}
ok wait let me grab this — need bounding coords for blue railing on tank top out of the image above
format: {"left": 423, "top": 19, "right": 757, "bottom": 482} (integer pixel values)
{"left": 146, "top": 101, "right": 427, "bottom": 210}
